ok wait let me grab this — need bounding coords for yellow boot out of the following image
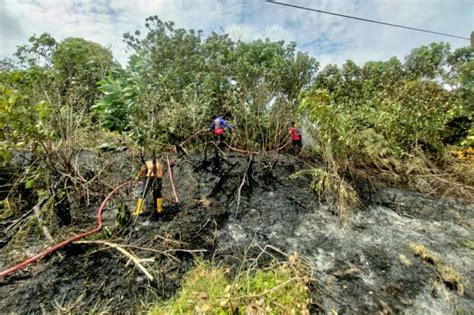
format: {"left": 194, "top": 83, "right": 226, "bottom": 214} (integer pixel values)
{"left": 133, "top": 198, "right": 144, "bottom": 216}
{"left": 156, "top": 197, "right": 163, "bottom": 214}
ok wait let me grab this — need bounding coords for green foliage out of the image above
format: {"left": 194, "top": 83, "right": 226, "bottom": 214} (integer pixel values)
{"left": 7, "top": 34, "right": 113, "bottom": 113}
{"left": 150, "top": 260, "right": 309, "bottom": 314}
{"left": 53, "top": 37, "right": 114, "bottom": 110}
{"left": 404, "top": 42, "right": 450, "bottom": 79}
{"left": 0, "top": 85, "right": 53, "bottom": 163}
{"left": 14, "top": 33, "right": 57, "bottom": 68}
{"left": 0, "top": 58, "right": 16, "bottom": 72}
{"left": 94, "top": 16, "right": 317, "bottom": 150}
{"left": 24, "top": 169, "right": 42, "bottom": 190}
{"left": 299, "top": 44, "right": 473, "bottom": 210}
{"left": 314, "top": 44, "right": 472, "bottom": 148}
{"left": 304, "top": 47, "right": 470, "bottom": 164}
{"left": 93, "top": 67, "right": 142, "bottom": 134}
{"left": 115, "top": 203, "right": 131, "bottom": 229}
{"left": 447, "top": 47, "right": 474, "bottom": 89}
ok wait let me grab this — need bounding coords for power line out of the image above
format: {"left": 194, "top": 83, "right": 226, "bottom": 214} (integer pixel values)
{"left": 265, "top": 0, "right": 470, "bottom": 41}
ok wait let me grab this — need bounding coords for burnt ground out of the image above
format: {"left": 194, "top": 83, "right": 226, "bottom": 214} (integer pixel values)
{"left": 0, "top": 150, "right": 473, "bottom": 314}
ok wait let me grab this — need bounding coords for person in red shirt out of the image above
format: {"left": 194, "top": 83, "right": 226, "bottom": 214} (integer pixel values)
{"left": 289, "top": 122, "right": 302, "bottom": 153}
{"left": 209, "top": 114, "right": 233, "bottom": 148}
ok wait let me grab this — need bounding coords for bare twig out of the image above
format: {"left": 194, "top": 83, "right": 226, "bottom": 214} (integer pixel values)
{"left": 153, "top": 234, "right": 190, "bottom": 246}
{"left": 179, "top": 129, "right": 207, "bottom": 147}
{"left": 230, "top": 277, "right": 301, "bottom": 301}
{"left": 236, "top": 155, "right": 253, "bottom": 212}
{"left": 4, "top": 209, "right": 34, "bottom": 235}
{"left": 120, "top": 243, "right": 181, "bottom": 263}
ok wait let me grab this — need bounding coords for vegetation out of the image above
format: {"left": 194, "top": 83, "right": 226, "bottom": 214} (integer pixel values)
{"left": 149, "top": 258, "right": 310, "bottom": 314}
{"left": 94, "top": 16, "right": 317, "bottom": 149}
{"left": 299, "top": 43, "right": 473, "bottom": 218}
{"left": 0, "top": 14, "right": 472, "bottom": 313}
{"left": 1, "top": 18, "right": 472, "bottom": 166}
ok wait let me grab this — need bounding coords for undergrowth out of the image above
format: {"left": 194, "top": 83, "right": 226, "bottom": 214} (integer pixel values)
{"left": 297, "top": 83, "right": 473, "bottom": 221}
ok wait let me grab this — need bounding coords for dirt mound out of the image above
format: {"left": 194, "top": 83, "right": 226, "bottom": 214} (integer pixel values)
{"left": 1, "top": 151, "right": 473, "bottom": 313}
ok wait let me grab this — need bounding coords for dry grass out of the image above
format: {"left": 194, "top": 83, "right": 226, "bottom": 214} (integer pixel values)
{"left": 399, "top": 254, "right": 412, "bottom": 267}
{"left": 290, "top": 167, "right": 359, "bottom": 224}
{"left": 409, "top": 243, "right": 439, "bottom": 265}
{"left": 409, "top": 243, "right": 464, "bottom": 296}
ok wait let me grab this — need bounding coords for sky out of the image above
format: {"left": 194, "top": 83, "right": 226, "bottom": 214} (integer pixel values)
{"left": 0, "top": 0, "right": 472, "bottom": 68}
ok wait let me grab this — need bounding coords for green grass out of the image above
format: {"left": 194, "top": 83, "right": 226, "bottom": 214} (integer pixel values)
{"left": 149, "top": 261, "right": 310, "bottom": 314}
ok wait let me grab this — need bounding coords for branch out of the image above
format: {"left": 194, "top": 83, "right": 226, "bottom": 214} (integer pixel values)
{"left": 32, "top": 195, "right": 55, "bottom": 243}
{"left": 236, "top": 155, "right": 253, "bottom": 211}
{"left": 74, "top": 240, "right": 154, "bottom": 281}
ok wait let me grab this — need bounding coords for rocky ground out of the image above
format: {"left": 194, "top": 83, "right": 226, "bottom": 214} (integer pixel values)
{"left": 0, "top": 150, "right": 472, "bottom": 314}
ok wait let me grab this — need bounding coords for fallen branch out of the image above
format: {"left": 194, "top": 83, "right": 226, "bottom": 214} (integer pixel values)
{"left": 75, "top": 240, "right": 154, "bottom": 281}
{"left": 4, "top": 209, "right": 34, "bottom": 235}
{"left": 120, "top": 243, "right": 181, "bottom": 263}
{"left": 166, "top": 154, "right": 179, "bottom": 203}
{"left": 162, "top": 248, "right": 207, "bottom": 254}
{"left": 32, "top": 195, "right": 55, "bottom": 244}
{"left": 236, "top": 155, "right": 253, "bottom": 212}
{"left": 179, "top": 129, "right": 207, "bottom": 147}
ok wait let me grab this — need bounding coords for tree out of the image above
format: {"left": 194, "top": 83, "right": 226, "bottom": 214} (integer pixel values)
{"left": 53, "top": 37, "right": 114, "bottom": 110}
{"left": 95, "top": 16, "right": 317, "bottom": 150}
{"left": 14, "top": 33, "right": 57, "bottom": 68}
{"left": 404, "top": 42, "right": 450, "bottom": 80}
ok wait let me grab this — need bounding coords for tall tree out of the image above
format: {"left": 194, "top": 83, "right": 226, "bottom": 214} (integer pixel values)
{"left": 53, "top": 37, "right": 114, "bottom": 110}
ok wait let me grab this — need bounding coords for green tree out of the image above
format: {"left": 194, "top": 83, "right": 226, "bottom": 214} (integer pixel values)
{"left": 95, "top": 16, "right": 317, "bottom": 150}
{"left": 0, "top": 85, "right": 53, "bottom": 163}
{"left": 14, "top": 33, "right": 57, "bottom": 68}
{"left": 404, "top": 42, "right": 450, "bottom": 79}
{"left": 53, "top": 37, "right": 114, "bottom": 110}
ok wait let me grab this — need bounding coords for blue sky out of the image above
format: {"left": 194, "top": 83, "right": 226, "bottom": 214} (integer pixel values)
{"left": 0, "top": 0, "right": 472, "bottom": 67}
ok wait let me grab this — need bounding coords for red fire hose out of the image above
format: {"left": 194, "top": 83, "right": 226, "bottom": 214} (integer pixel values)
{"left": 274, "top": 136, "right": 291, "bottom": 152}
{"left": 179, "top": 129, "right": 207, "bottom": 147}
{"left": 180, "top": 129, "right": 291, "bottom": 156}
{"left": 223, "top": 136, "right": 291, "bottom": 155}
{"left": 223, "top": 142, "right": 260, "bottom": 155}
{"left": 0, "top": 180, "right": 132, "bottom": 280}
{"left": 0, "top": 155, "right": 181, "bottom": 281}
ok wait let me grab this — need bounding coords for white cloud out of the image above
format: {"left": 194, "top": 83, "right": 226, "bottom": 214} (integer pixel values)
{"left": 0, "top": 0, "right": 472, "bottom": 67}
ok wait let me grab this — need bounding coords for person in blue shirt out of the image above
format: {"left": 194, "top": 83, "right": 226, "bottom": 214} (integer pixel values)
{"left": 209, "top": 114, "right": 233, "bottom": 148}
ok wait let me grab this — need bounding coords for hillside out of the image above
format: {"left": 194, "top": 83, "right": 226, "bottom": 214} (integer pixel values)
{"left": 0, "top": 14, "right": 473, "bottom": 314}
{"left": 1, "top": 150, "right": 472, "bottom": 313}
